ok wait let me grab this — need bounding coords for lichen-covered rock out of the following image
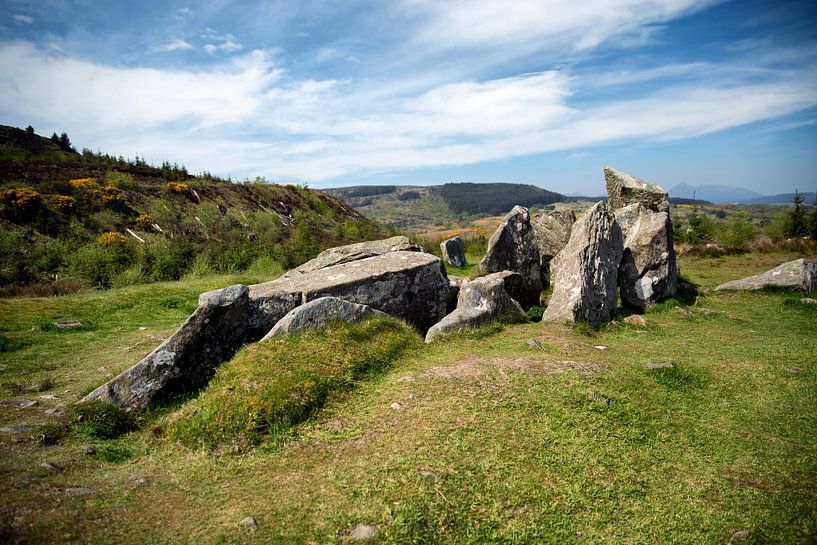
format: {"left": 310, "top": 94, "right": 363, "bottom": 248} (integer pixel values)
{"left": 283, "top": 236, "right": 422, "bottom": 277}
{"left": 542, "top": 202, "right": 623, "bottom": 326}
{"left": 617, "top": 207, "right": 678, "bottom": 310}
{"left": 84, "top": 252, "right": 449, "bottom": 412}
{"left": 426, "top": 272, "right": 526, "bottom": 342}
{"left": 262, "top": 297, "right": 388, "bottom": 339}
{"left": 715, "top": 259, "right": 816, "bottom": 292}
{"left": 440, "top": 236, "right": 466, "bottom": 267}
{"left": 531, "top": 206, "right": 575, "bottom": 286}
{"left": 604, "top": 166, "right": 669, "bottom": 213}
{"left": 81, "top": 284, "right": 267, "bottom": 412}
{"left": 479, "top": 206, "right": 541, "bottom": 306}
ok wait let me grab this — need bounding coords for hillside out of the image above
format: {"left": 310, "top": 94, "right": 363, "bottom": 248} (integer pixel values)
{"left": 324, "top": 183, "right": 567, "bottom": 231}
{"left": 0, "top": 125, "right": 384, "bottom": 294}
{"left": 669, "top": 183, "right": 763, "bottom": 204}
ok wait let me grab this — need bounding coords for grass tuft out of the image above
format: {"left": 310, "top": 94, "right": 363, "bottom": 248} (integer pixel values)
{"left": 167, "top": 317, "right": 421, "bottom": 451}
{"left": 69, "top": 401, "right": 138, "bottom": 439}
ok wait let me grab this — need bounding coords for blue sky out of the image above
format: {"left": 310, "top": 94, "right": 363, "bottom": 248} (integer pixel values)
{"left": 1, "top": 0, "right": 816, "bottom": 195}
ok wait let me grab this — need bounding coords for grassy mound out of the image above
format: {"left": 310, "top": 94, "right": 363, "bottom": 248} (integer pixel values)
{"left": 168, "top": 317, "right": 421, "bottom": 450}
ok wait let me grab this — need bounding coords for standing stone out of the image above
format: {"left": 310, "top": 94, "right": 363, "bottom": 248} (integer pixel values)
{"left": 542, "top": 202, "right": 623, "bottom": 326}
{"left": 604, "top": 166, "right": 669, "bottom": 213}
{"left": 715, "top": 259, "right": 816, "bottom": 292}
{"left": 531, "top": 206, "right": 576, "bottom": 286}
{"left": 426, "top": 272, "right": 526, "bottom": 342}
{"left": 261, "top": 297, "right": 388, "bottom": 339}
{"left": 440, "top": 236, "right": 466, "bottom": 267}
{"left": 617, "top": 207, "right": 678, "bottom": 310}
{"left": 479, "top": 206, "right": 542, "bottom": 306}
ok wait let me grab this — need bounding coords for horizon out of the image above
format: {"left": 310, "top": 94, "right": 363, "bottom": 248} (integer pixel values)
{"left": 1, "top": 1, "right": 816, "bottom": 195}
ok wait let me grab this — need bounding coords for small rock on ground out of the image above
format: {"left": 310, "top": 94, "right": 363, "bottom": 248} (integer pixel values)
{"left": 339, "top": 523, "right": 378, "bottom": 542}
{"left": 55, "top": 320, "right": 83, "bottom": 329}
{"left": 239, "top": 516, "right": 258, "bottom": 530}
{"left": 587, "top": 391, "right": 610, "bottom": 407}
{"left": 730, "top": 529, "right": 751, "bottom": 541}
{"left": 83, "top": 446, "right": 95, "bottom": 456}
{"left": 623, "top": 315, "right": 647, "bottom": 326}
{"left": 397, "top": 375, "right": 415, "bottom": 383}
{"left": 787, "top": 367, "right": 802, "bottom": 374}
{"left": 134, "top": 476, "right": 150, "bottom": 486}
{"left": 1, "top": 425, "right": 34, "bottom": 433}
{"left": 0, "top": 399, "right": 38, "bottom": 408}
{"left": 65, "top": 487, "right": 94, "bottom": 495}
{"left": 801, "top": 297, "right": 817, "bottom": 304}
{"left": 390, "top": 402, "right": 403, "bottom": 411}
{"left": 417, "top": 468, "right": 439, "bottom": 479}
{"left": 645, "top": 362, "right": 673, "bottom": 369}
{"left": 594, "top": 345, "right": 608, "bottom": 351}
{"left": 39, "top": 461, "right": 59, "bottom": 470}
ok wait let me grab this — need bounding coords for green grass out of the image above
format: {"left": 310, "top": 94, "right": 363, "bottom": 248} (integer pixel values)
{"left": 0, "top": 251, "right": 816, "bottom": 544}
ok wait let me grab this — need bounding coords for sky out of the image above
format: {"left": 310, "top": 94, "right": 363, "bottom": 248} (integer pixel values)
{"left": 0, "top": 0, "right": 816, "bottom": 196}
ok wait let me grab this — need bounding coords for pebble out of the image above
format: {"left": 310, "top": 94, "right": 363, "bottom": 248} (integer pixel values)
{"left": 0, "top": 399, "right": 38, "bottom": 408}
{"left": 417, "top": 468, "right": 439, "bottom": 479}
{"left": 83, "top": 446, "right": 96, "bottom": 456}
{"left": 340, "top": 523, "right": 378, "bottom": 542}
{"left": 239, "top": 516, "right": 257, "bottom": 530}
{"left": 644, "top": 362, "right": 674, "bottom": 370}
{"left": 730, "top": 529, "right": 751, "bottom": 541}
{"left": 390, "top": 402, "right": 403, "bottom": 411}
{"left": 134, "top": 476, "right": 150, "bottom": 486}
{"left": 39, "top": 461, "right": 59, "bottom": 471}
{"left": 38, "top": 394, "right": 59, "bottom": 400}
{"left": 55, "top": 320, "right": 83, "bottom": 329}
{"left": 593, "top": 345, "right": 607, "bottom": 351}
{"left": 788, "top": 367, "right": 802, "bottom": 374}
{"left": 800, "top": 298, "right": 817, "bottom": 304}
{"left": 623, "top": 315, "right": 646, "bottom": 326}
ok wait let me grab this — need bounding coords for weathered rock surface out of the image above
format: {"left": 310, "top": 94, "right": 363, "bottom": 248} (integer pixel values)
{"left": 604, "top": 166, "right": 669, "bottom": 213}
{"left": 531, "top": 206, "right": 576, "bottom": 286}
{"left": 542, "top": 202, "right": 623, "bottom": 326}
{"left": 262, "top": 297, "right": 388, "bottom": 339}
{"left": 283, "top": 236, "right": 422, "bottom": 277}
{"left": 479, "top": 206, "right": 542, "bottom": 306}
{"left": 440, "top": 236, "right": 466, "bottom": 267}
{"left": 617, "top": 207, "right": 678, "bottom": 310}
{"left": 447, "top": 275, "right": 465, "bottom": 311}
{"left": 83, "top": 251, "right": 449, "bottom": 412}
{"left": 714, "top": 259, "right": 816, "bottom": 292}
{"left": 426, "top": 272, "right": 526, "bottom": 342}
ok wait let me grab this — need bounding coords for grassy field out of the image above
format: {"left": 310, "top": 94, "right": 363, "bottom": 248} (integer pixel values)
{"left": 1, "top": 251, "right": 816, "bottom": 544}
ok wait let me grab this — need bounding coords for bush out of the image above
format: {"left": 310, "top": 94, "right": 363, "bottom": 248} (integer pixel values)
{"left": 168, "top": 318, "right": 420, "bottom": 450}
{"left": 50, "top": 194, "right": 76, "bottom": 211}
{"left": 94, "top": 184, "right": 124, "bottom": 205}
{"left": 135, "top": 213, "right": 154, "bottom": 229}
{"left": 66, "top": 243, "right": 133, "bottom": 287}
{"left": 0, "top": 187, "right": 41, "bottom": 220}
{"left": 69, "top": 401, "right": 137, "bottom": 439}
{"left": 718, "top": 215, "right": 755, "bottom": 247}
{"left": 167, "top": 181, "right": 190, "bottom": 194}
{"left": 69, "top": 178, "right": 97, "bottom": 189}
{"left": 97, "top": 232, "right": 128, "bottom": 246}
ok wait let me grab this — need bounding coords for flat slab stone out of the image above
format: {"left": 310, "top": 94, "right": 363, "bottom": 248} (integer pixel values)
{"left": 83, "top": 251, "right": 448, "bottom": 412}
{"left": 0, "top": 399, "right": 38, "bottom": 408}
{"left": 715, "top": 259, "right": 816, "bottom": 292}
{"left": 282, "top": 236, "right": 422, "bottom": 277}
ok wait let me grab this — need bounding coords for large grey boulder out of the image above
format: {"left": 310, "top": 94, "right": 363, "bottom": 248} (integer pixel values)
{"left": 715, "top": 259, "right": 816, "bottom": 292}
{"left": 83, "top": 251, "right": 448, "bottom": 412}
{"left": 604, "top": 166, "right": 669, "bottom": 213}
{"left": 616, "top": 205, "right": 678, "bottom": 310}
{"left": 440, "top": 236, "right": 466, "bottom": 267}
{"left": 479, "top": 206, "right": 542, "bottom": 306}
{"left": 80, "top": 284, "right": 279, "bottom": 412}
{"left": 531, "top": 206, "right": 575, "bottom": 286}
{"left": 426, "top": 272, "right": 526, "bottom": 342}
{"left": 283, "top": 236, "right": 423, "bottom": 277}
{"left": 542, "top": 202, "right": 623, "bottom": 326}
{"left": 262, "top": 297, "right": 388, "bottom": 339}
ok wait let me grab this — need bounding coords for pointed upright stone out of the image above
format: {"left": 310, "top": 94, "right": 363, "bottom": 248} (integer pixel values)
{"left": 440, "top": 236, "right": 466, "bottom": 267}
{"left": 479, "top": 206, "right": 541, "bottom": 306}
{"left": 542, "top": 202, "right": 623, "bottom": 326}
{"left": 604, "top": 166, "right": 669, "bottom": 213}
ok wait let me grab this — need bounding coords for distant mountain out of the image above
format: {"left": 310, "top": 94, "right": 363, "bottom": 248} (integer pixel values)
{"left": 747, "top": 192, "right": 816, "bottom": 205}
{"left": 669, "top": 183, "right": 762, "bottom": 204}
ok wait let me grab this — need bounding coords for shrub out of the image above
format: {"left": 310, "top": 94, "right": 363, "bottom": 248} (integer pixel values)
{"left": 167, "top": 181, "right": 190, "bottom": 194}
{"left": 69, "top": 401, "right": 137, "bottom": 439}
{"left": 97, "top": 232, "right": 128, "bottom": 246}
{"left": 50, "top": 194, "right": 76, "bottom": 211}
{"left": 168, "top": 317, "right": 420, "bottom": 451}
{"left": 94, "top": 184, "right": 124, "bottom": 205}
{"left": 1, "top": 187, "right": 42, "bottom": 219}
{"left": 66, "top": 243, "right": 133, "bottom": 287}
{"left": 718, "top": 215, "right": 755, "bottom": 247}
{"left": 69, "top": 177, "right": 97, "bottom": 189}
{"left": 135, "top": 213, "right": 154, "bottom": 229}
{"left": 105, "top": 170, "right": 135, "bottom": 188}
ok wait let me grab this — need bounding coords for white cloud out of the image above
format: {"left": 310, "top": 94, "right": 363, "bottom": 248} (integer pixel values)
{"left": 201, "top": 28, "right": 243, "bottom": 55}
{"left": 176, "top": 7, "right": 193, "bottom": 18}
{"left": 149, "top": 39, "right": 194, "bottom": 53}
{"left": 13, "top": 14, "right": 34, "bottom": 25}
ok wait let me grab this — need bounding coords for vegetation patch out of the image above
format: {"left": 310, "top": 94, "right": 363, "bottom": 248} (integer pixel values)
{"left": 168, "top": 317, "right": 421, "bottom": 451}
{"left": 69, "top": 401, "right": 138, "bottom": 439}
